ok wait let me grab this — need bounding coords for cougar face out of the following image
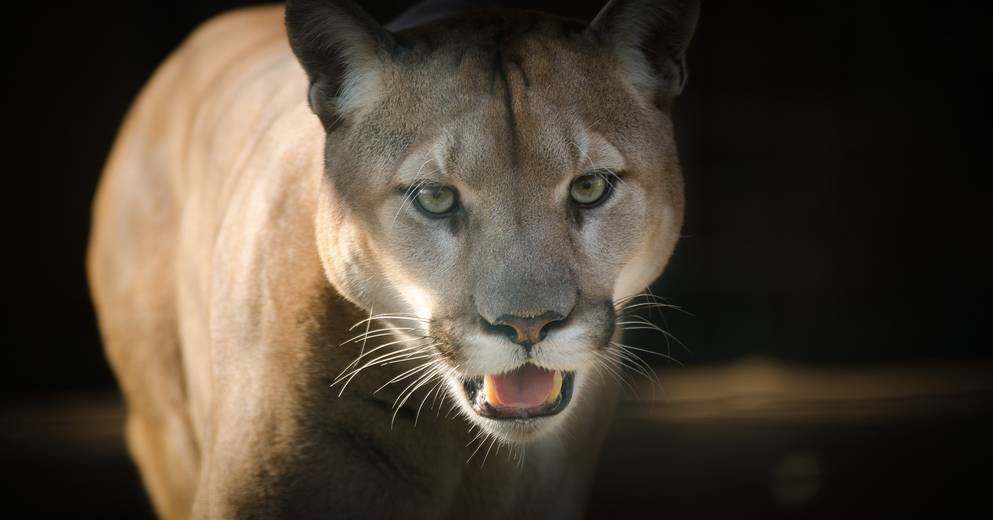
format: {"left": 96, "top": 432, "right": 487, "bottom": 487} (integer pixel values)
{"left": 288, "top": 0, "right": 697, "bottom": 443}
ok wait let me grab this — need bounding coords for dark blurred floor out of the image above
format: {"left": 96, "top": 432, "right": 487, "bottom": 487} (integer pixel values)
{"left": 3, "top": 358, "right": 991, "bottom": 519}
{"left": 591, "top": 359, "right": 993, "bottom": 519}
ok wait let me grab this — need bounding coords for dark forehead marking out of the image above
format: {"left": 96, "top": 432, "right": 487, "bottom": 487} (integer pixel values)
{"left": 486, "top": 28, "right": 543, "bottom": 169}
{"left": 490, "top": 44, "right": 525, "bottom": 166}
{"left": 504, "top": 58, "right": 530, "bottom": 87}
{"left": 400, "top": 10, "right": 586, "bottom": 172}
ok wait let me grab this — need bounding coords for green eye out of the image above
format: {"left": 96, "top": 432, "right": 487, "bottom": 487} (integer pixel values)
{"left": 569, "top": 173, "right": 612, "bottom": 206}
{"left": 413, "top": 185, "right": 458, "bottom": 216}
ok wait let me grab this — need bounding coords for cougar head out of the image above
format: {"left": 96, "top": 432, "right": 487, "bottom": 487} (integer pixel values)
{"left": 286, "top": 0, "right": 697, "bottom": 443}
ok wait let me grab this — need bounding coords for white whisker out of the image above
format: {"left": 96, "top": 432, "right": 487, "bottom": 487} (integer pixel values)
{"left": 373, "top": 357, "right": 437, "bottom": 394}
{"left": 340, "top": 327, "right": 419, "bottom": 346}
{"left": 392, "top": 364, "right": 443, "bottom": 428}
{"left": 333, "top": 343, "right": 435, "bottom": 397}
{"left": 466, "top": 432, "right": 490, "bottom": 464}
{"left": 414, "top": 377, "right": 446, "bottom": 427}
{"left": 347, "top": 314, "right": 429, "bottom": 332}
{"left": 481, "top": 433, "right": 500, "bottom": 467}
{"left": 614, "top": 342, "right": 684, "bottom": 366}
{"left": 334, "top": 342, "right": 431, "bottom": 385}
{"left": 335, "top": 336, "right": 428, "bottom": 378}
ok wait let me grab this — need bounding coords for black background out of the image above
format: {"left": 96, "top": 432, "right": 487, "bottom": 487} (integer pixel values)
{"left": 2, "top": 1, "right": 988, "bottom": 392}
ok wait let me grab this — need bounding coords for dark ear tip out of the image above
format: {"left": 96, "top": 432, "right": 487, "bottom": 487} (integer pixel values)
{"left": 587, "top": 0, "right": 700, "bottom": 51}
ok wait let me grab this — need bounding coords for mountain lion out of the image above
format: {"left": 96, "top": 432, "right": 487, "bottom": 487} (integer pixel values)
{"left": 87, "top": 0, "right": 697, "bottom": 517}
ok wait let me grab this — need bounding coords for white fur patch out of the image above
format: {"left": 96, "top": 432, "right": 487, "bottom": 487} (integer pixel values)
{"left": 574, "top": 128, "right": 626, "bottom": 174}
{"left": 395, "top": 282, "right": 434, "bottom": 321}
{"left": 337, "top": 66, "right": 383, "bottom": 116}
{"left": 457, "top": 332, "right": 527, "bottom": 376}
{"left": 612, "top": 203, "right": 675, "bottom": 301}
{"left": 530, "top": 324, "right": 599, "bottom": 372}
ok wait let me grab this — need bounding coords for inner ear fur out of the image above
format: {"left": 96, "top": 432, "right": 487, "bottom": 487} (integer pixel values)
{"left": 285, "top": 0, "right": 396, "bottom": 129}
{"left": 586, "top": 0, "right": 700, "bottom": 110}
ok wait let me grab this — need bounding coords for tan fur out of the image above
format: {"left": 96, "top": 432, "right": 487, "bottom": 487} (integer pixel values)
{"left": 88, "top": 2, "right": 693, "bottom": 518}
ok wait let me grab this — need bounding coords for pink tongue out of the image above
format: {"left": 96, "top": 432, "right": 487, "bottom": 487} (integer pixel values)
{"left": 488, "top": 365, "right": 554, "bottom": 409}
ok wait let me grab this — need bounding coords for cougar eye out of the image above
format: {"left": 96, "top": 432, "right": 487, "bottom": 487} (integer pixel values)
{"left": 569, "top": 171, "right": 615, "bottom": 207}
{"left": 413, "top": 185, "right": 458, "bottom": 216}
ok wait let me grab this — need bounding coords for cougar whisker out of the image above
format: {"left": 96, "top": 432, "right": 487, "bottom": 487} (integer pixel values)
{"left": 341, "top": 327, "right": 419, "bottom": 346}
{"left": 392, "top": 364, "right": 446, "bottom": 427}
{"left": 347, "top": 314, "right": 430, "bottom": 332}
{"left": 334, "top": 341, "right": 432, "bottom": 385}
{"left": 333, "top": 344, "right": 436, "bottom": 397}
{"left": 337, "top": 336, "right": 430, "bottom": 377}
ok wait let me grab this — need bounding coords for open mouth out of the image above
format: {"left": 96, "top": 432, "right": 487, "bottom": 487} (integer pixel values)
{"left": 463, "top": 364, "right": 575, "bottom": 420}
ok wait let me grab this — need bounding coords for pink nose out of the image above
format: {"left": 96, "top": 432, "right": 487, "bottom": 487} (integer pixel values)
{"left": 490, "top": 311, "right": 566, "bottom": 347}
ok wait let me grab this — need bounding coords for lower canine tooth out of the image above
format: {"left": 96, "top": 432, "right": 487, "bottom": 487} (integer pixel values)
{"left": 547, "top": 371, "right": 563, "bottom": 402}
{"left": 483, "top": 374, "right": 500, "bottom": 406}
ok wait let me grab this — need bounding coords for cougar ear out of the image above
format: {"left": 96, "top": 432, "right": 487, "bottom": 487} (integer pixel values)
{"left": 586, "top": 0, "right": 700, "bottom": 110}
{"left": 285, "top": 0, "right": 396, "bottom": 129}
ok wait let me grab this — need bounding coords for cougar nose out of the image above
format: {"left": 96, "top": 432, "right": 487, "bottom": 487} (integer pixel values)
{"left": 484, "top": 311, "right": 566, "bottom": 349}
